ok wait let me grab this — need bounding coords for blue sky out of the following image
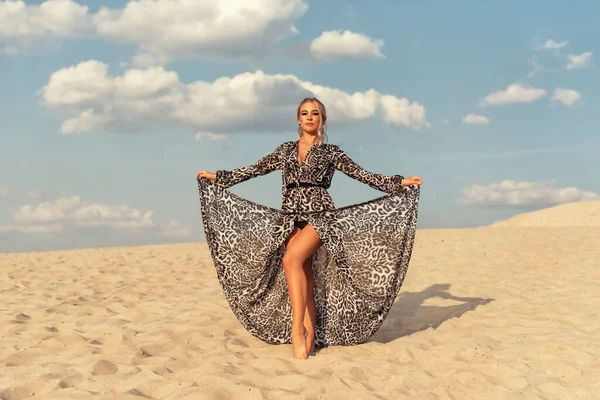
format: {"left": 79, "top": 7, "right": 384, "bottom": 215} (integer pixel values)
{"left": 1, "top": 0, "right": 599, "bottom": 253}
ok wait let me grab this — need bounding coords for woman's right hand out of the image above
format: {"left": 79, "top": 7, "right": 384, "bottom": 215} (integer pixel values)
{"left": 401, "top": 175, "right": 423, "bottom": 187}
{"left": 196, "top": 170, "right": 216, "bottom": 183}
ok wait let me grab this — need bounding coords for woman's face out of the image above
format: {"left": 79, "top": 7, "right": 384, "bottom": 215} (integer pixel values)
{"left": 298, "top": 101, "right": 322, "bottom": 135}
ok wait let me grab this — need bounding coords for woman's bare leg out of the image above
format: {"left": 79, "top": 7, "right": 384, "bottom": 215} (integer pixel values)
{"left": 285, "top": 228, "right": 317, "bottom": 354}
{"left": 303, "top": 259, "right": 317, "bottom": 354}
{"left": 286, "top": 230, "right": 317, "bottom": 354}
{"left": 283, "top": 225, "right": 322, "bottom": 359}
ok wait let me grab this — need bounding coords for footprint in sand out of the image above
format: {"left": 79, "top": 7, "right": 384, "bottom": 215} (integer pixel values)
{"left": 92, "top": 360, "right": 119, "bottom": 376}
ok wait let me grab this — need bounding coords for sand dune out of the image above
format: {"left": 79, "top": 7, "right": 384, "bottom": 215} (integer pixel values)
{"left": 491, "top": 200, "right": 600, "bottom": 227}
{"left": 1, "top": 225, "right": 599, "bottom": 399}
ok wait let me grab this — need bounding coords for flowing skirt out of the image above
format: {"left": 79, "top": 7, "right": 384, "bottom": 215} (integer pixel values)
{"left": 197, "top": 179, "right": 420, "bottom": 348}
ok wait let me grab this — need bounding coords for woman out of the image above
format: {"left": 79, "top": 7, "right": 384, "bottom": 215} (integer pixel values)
{"left": 196, "top": 97, "right": 422, "bottom": 359}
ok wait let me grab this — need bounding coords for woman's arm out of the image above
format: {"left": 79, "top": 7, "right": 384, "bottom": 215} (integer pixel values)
{"left": 334, "top": 147, "right": 404, "bottom": 194}
{"left": 215, "top": 144, "right": 284, "bottom": 188}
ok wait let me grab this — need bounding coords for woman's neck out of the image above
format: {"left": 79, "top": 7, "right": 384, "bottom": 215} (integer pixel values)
{"left": 299, "top": 133, "right": 320, "bottom": 145}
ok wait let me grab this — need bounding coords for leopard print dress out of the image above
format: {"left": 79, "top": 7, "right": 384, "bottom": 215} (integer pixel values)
{"left": 197, "top": 140, "right": 420, "bottom": 348}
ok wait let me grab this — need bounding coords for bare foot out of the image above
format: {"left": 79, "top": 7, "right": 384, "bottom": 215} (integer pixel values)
{"left": 292, "top": 329, "right": 308, "bottom": 359}
{"left": 306, "top": 335, "right": 315, "bottom": 354}
{"left": 304, "top": 324, "right": 315, "bottom": 354}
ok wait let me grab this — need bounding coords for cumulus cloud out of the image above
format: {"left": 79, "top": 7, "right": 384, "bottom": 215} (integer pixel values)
{"left": 0, "top": 195, "right": 155, "bottom": 233}
{"left": 536, "top": 39, "right": 568, "bottom": 50}
{"left": 551, "top": 88, "right": 582, "bottom": 107}
{"left": 41, "top": 60, "right": 430, "bottom": 135}
{"left": 93, "top": 0, "right": 307, "bottom": 62}
{"left": 0, "top": 0, "right": 308, "bottom": 60}
{"left": 162, "top": 219, "right": 192, "bottom": 238}
{"left": 460, "top": 180, "right": 599, "bottom": 206}
{"left": 462, "top": 114, "right": 490, "bottom": 125}
{"left": 310, "top": 30, "right": 384, "bottom": 61}
{"left": 0, "top": 185, "right": 7, "bottom": 196}
{"left": 1, "top": 1, "right": 392, "bottom": 65}
{"left": 378, "top": 94, "right": 429, "bottom": 129}
{"left": 566, "top": 52, "right": 593, "bottom": 70}
{"left": 479, "top": 84, "right": 546, "bottom": 107}
{"left": 0, "top": 0, "right": 91, "bottom": 53}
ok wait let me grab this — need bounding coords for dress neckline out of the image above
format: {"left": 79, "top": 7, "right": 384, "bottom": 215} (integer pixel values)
{"left": 296, "top": 140, "right": 320, "bottom": 166}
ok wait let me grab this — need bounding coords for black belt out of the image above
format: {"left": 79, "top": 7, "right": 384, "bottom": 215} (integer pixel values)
{"left": 286, "top": 182, "right": 329, "bottom": 190}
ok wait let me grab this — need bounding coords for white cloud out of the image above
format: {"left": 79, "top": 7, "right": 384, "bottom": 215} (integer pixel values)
{"left": 462, "top": 114, "right": 490, "bottom": 125}
{"left": 460, "top": 180, "right": 599, "bottom": 206}
{"left": 0, "top": 224, "right": 63, "bottom": 234}
{"left": 551, "top": 88, "right": 582, "bottom": 107}
{"left": 0, "top": 185, "right": 43, "bottom": 199}
{"left": 195, "top": 132, "right": 229, "bottom": 141}
{"left": 41, "top": 60, "right": 430, "bottom": 135}
{"left": 310, "top": 30, "right": 384, "bottom": 61}
{"left": 93, "top": 0, "right": 307, "bottom": 61}
{"left": 162, "top": 219, "right": 192, "bottom": 238}
{"left": 1, "top": 1, "right": 393, "bottom": 65}
{"left": 71, "top": 203, "right": 155, "bottom": 229}
{"left": 479, "top": 84, "right": 546, "bottom": 107}
{"left": 378, "top": 94, "right": 429, "bottom": 130}
{"left": 1, "top": 0, "right": 307, "bottom": 60}
{"left": 527, "top": 56, "right": 544, "bottom": 78}
{"left": 566, "top": 52, "right": 593, "bottom": 70}
{"left": 131, "top": 52, "right": 168, "bottom": 68}
{"left": 13, "top": 196, "right": 79, "bottom": 223}
{"left": 536, "top": 39, "right": 568, "bottom": 50}
{"left": 2, "top": 195, "right": 155, "bottom": 233}
{"left": 0, "top": 0, "right": 91, "bottom": 53}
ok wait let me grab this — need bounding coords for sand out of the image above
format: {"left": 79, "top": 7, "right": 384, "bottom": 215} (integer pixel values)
{"left": 490, "top": 200, "right": 600, "bottom": 227}
{"left": 1, "top": 205, "right": 599, "bottom": 398}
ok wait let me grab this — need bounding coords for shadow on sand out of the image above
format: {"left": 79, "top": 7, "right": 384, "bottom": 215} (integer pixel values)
{"left": 370, "top": 283, "right": 494, "bottom": 344}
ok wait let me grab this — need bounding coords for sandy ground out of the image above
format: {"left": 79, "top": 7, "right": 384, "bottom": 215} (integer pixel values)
{"left": 1, "top": 204, "right": 599, "bottom": 399}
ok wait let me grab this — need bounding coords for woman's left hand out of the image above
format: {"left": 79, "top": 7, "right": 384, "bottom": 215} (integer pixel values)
{"left": 402, "top": 175, "right": 423, "bottom": 187}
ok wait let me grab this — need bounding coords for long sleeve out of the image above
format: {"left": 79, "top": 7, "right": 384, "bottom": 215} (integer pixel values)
{"left": 215, "top": 144, "right": 283, "bottom": 189}
{"left": 334, "top": 147, "right": 404, "bottom": 194}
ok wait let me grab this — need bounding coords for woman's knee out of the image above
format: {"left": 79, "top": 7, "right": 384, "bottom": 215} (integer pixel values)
{"left": 282, "top": 251, "right": 303, "bottom": 270}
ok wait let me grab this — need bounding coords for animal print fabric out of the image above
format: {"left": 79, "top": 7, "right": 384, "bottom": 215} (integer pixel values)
{"left": 197, "top": 140, "right": 420, "bottom": 348}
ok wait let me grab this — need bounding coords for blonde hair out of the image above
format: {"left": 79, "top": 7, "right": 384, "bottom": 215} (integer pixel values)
{"left": 297, "top": 97, "right": 328, "bottom": 143}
